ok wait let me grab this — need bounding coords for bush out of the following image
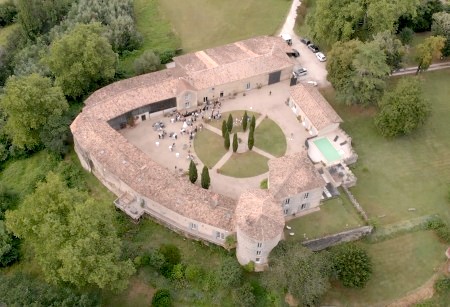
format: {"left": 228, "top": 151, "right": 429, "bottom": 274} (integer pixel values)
{"left": 141, "top": 250, "right": 166, "bottom": 271}
{"left": 398, "top": 27, "right": 414, "bottom": 45}
{"left": 57, "top": 160, "right": 88, "bottom": 191}
{"left": 436, "top": 225, "right": 450, "bottom": 243}
{"left": 134, "top": 51, "right": 161, "bottom": 75}
{"left": 248, "top": 129, "right": 254, "bottom": 150}
{"left": 224, "top": 130, "right": 230, "bottom": 150}
{"left": 201, "top": 166, "right": 210, "bottom": 189}
{"left": 331, "top": 243, "right": 372, "bottom": 288}
{"left": 188, "top": 160, "right": 198, "bottom": 183}
{"left": 152, "top": 289, "right": 171, "bottom": 307}
{"left": 159, "top": 50, "right": 176, "bottom": 64}
{"left": 221, "top": 120, "right": 227, "bottom": 138}
{"left": 170, "top": 263, "right": 185, "bottom": 281}
{"left": 243, "top": 261, "right": 255, "bottom": 272}
{"left": 232, "top": 133, "right": 238, "bottom": 152}
{"left": 233, "top": 282, "right": 256, "bottom": 307}
{"left": 159, "top": 244, "right": 181, "bottom": 267}
{"left": 250, "top": 115, "right": 256, "bottom": 131}
{"left": 260, "top": 178, "right": 268, "bottom": 189}
{"left": 219, "top": 257, "right": 243, "bottom": 287}
{"left": 0, "top": 1, "right": 17, "bottom": 27}
{"left": 185, "top": 264, "right": 203, "bottom": 283}
{"left": 242, "top": 111, "right": 248, "bottom": 132}
{"left": 434, "top": 277, "right": 450, "bottom": 294}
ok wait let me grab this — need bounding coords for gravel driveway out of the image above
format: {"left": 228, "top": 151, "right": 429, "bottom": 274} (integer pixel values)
{"left": 279, "top": 0, "right": 330, "bottom": 87}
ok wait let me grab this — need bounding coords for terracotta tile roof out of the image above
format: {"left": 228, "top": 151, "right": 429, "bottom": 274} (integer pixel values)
{"left": 236, "top": 189, "right": 284, "bottom": 241}
{"left": 290, "top": 83, "right": 343, "bottom": 131}
{"left": 268, "top": 152, "right": 325, "bottom": 200}
{"left": 71, "top": 115, "right": 236, "bottom": 231}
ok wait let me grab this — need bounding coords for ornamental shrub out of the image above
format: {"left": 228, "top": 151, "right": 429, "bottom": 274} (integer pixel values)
{"left": 232, "top": 132, "right": 238, "bottom": 152}
{"left": 331, "top": 243, "right": 372, "bottom": 288}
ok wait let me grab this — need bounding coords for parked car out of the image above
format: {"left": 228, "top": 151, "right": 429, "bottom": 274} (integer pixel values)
{"left": 307, "top": 43, "right": 319, "bottom": 53}
{"left": 293, "top": 67, "right": 308, "bottom": 77}
{"left": 289, "top": 49, "right": 300, "bottom": 57}
{"left": 280, "top": 33, "right": 292, "bottom": 46}
{"left": 300, "top": 37, "right": 310, "bottom": 45}
{"left": 316, "top": 52, "right": 326, "bottom": 62}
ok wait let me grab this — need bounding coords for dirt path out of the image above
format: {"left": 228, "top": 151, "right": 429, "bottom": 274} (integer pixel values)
{"left": 391, "top": 62, "right": 450, "bottom": 76}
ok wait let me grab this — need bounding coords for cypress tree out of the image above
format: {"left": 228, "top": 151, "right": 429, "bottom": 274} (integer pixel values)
{"left": 201, "top": 166, "right": 210, "bottom": 189}
{"left": 188, "top": 160, "right": 198, "bottom": 183}
{"left": 242, "top": 111, "right": 248, "bottom": 132}
{"left": 224, "top": 130, "right": 230, "bottom": 150}
{"left": 248, "top": 128, "right": 254, "bottom": 150}
{"left": 221, "top": 120, "right": 227, "bottom": 138}
{"left": 232, "top": 132, "right": 238, "bottom": 152}
{"left": 227, "top": 114, "right": 233, "bottom": 132}
{"left": 250, "top": 115, "right": 256, "bottom": 131}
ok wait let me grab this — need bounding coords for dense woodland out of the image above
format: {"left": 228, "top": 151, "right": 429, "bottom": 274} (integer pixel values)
{"left": 0, "top": 0, "right": 450, "bottom": 306}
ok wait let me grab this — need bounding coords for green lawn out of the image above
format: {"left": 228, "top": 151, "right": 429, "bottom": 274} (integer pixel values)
{"left": 320, "top": 70, "right": 450, "bottom": 226}
{"left": 207, "top": 110, "right": 260, "bottom": 134}
{"left": 157, "top": 0, "right": 291, "bottom": 52}
{"left": 254, "top": 117, "right": 286, "bottom": 157}
{"left": 194, "top": 128, "right": 228, "bottom": 168}
{"left": 285, "top": 192, "right": 365, "bottom": 240}
{"left": 323, "top": 231, "right": 447, "bottom": 306}
{"left": 219, "top": 151, "right": 269, "bottom": 178}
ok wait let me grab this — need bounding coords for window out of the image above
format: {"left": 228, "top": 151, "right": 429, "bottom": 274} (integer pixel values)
{"left": 257, "top": 242, "right": 262, "bottom": 248}
{"left": 301, "top": 203, "right": 308, "bottom": 210}
{"left": 283, "top": 208, "right": 289, "bottom": 215}
{"left": 185, "top": 93, "right": 191, "bottom": 102}
{"left": 245, "top": 82, "right": 251, "bottom": 90}
{"left": 216, "top": 231, "right": 225, "bottom": 240}
{"left": 189, "top": 222, "right": 197, "bottom": 230}
{"left": 284, "top": 198, "right": 290, "bottom": 205}
{"left": 203, "top": 96, "right": 208, "bottom": 102}
{"left": 255, "top": 257, "right": 261, "bottom": 263}
{"left": 185, "top": 101, "right": 190, "bottom": 108}
{"left": 304, "top": 192, "right": 309, "bottom": 199}
{"left": 256, "top": 250, "right": 261, "bottom": 255}
{"left": 220, "top": 91, "right": 224, "bottom": 97}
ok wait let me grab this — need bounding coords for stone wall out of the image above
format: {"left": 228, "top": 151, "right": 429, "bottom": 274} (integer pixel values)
{"left": 342, "top": 186, "right": 369, "bottom": 222}
{"left": 302, "top": 226, "right": 373, "bottom": 251}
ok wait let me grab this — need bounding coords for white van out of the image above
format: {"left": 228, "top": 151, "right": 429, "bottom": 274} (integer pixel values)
{"left": 280, "top": 33, "right": 292, "bottom": 46}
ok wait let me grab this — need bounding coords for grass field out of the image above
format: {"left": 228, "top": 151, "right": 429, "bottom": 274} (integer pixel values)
{"left": 219, "top": 151, "right": 269, "bottom": 178}
{"left": 254, "top": 117, "right": 287, "bottom": 157}
{"left": 323, "top": 231, "right": 447, "bottom": 305}
{"left": 320, "top": 70, "right": 450, "bottom": 226}
{"left": 194, "top": 128, "right": 228, "bottom": 168}
{"left": 207, "top": 110, "right": 260, "bottom": 134}
{"left": 285, "top": 192, "right": 365, "bottom": 240}
{"left": 157, "top": 0, "right": 291, "bottom": 52}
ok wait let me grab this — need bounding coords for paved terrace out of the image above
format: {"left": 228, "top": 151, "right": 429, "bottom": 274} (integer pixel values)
{"left": 121, "top": 80, "right": 311, "bottom": 199}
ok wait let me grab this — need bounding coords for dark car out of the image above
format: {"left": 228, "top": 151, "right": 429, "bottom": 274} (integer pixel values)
{"left": 300, "top": 37, "right": 310, "bottom": 45}
{"left": 288, "top": 49, "right": 300, "bottom": 57}
{"left": 307, "top": 43, "right": 320, "bottom": 53}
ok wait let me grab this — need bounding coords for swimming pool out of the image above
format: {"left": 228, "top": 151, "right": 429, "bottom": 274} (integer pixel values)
{"left": 313, "top": 137, "right": 342, "bottom": 163}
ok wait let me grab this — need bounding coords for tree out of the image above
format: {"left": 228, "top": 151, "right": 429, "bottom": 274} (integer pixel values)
{"left": 327, "top": 40, "right": 390, "bottom": 105}
{"left": 242, "top": 111, "right": 248, "bottom": 132}
{"left": 219, "top": 257, "right": 243, "bottom": 287}
{"left": 265, "top": 241, "right": 332, "bottom": 306}
{"left": 151, "top": 289, "right": 171, "bottom": 307}
{"left": 431, "top": 12, "right": 450, "bottom": 56}
{"left": 372, "top": 31, "right": 405, "bottom": 71}
{"left": 134, "top": 51, "right": 160, "bottom": 75}
{"left": 227, "top": 114, "right": 233, "bottom": 132}
{"left": 224, "top": 130, "right": 230, "bottom": 150}
{"left": 5, "top": 172, "right": 135, "bottom": 290}
{"left": 188, "top": 160, "right": 198, "bottom": 183}
{"left": 375, "top": 77, "right": 430, "bottom": 137}
{"left": 415, "top": 35, "right": 447, "bottom": 74}
{"left": 221, "top": 120, "right": 227, "bottom": 138}
{"left": 0, "top": 74, "right": 69, "bottom": 150}
{"left": 46, "top": 23, "right": 117, "bottom": 98}
{"left": 0, "top": 1, "right": 17, "bottom": 27}
{"left": 16, "top": 0, "right": 71, "bottom": 38}
{"left": 232, "top": 133, "right": 238, "bottom": 152}
{"left": 201, "top": 166, "right": 210, "bottom": 189}
{"left": 0, "top": 221, "right": 20, "bottom": 267}
{"left": 398, "top": 27, "right": 414, "bottom": 45}
{"left": 399, "top": 0, "right": 444, "bottom": 32}
{"left": 308, "top": 0, "right": 419, "bottom": 46}
{"left": 250, "top": 115, "right": 256, "bottom": 131}
{"left": 248, "top": 129, "right": 254, "bottom": 150}
{"left": 159, "top": 50, "right": 176, "bottom": 64}
{"left": 331, "top": 243, "right": 372, "bottom": 288}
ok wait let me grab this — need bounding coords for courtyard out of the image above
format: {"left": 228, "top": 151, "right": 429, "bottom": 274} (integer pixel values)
{"left": 120, "top": 80, "right": 310, "bottom": 199}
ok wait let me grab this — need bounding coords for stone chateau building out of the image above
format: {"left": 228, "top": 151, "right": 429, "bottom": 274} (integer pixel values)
{"left": 71, "top": 36, "right": 357, "bottom": 270}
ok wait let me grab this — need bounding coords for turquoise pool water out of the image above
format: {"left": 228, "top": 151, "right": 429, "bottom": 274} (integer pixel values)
{"left": 313, "top": 138, "right": 341, "bottom": 163}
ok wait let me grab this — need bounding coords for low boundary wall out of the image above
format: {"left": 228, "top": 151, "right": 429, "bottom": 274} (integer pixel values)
{"left": 302, "top": 225, "right": 373, "bottom": 251}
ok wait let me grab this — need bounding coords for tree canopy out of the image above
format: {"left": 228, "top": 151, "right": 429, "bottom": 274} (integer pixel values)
{"left": 265, "top": 241, "right": 332, "bottom": 306}
{"left": 5, "top": 172, "right": 135, "bottom": 290}
{"left": 375, "top": 77, "right": 430, "bottom": 137}
{"left": 331, "top": 243, "right": 373, "bottom": 288}
{"left": 308, "top": 0, "right": 419, "bottom": 46}
{"left": 327, "top": 40, "right": 390, "bottom": 105}
{"left": 0, "top": 74, "right": 69, "bottom": 150}
{"left": 431, "top": 12, "right": 450, "bottom": 56}
{"left": 415, "top": 35, "right": 447, "bottom": 73}
{"left": 372, "top": 31, "right": 405, "bottom": 72}
{"left": 46, "top": 22, "right": 117, "bottom": 98}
